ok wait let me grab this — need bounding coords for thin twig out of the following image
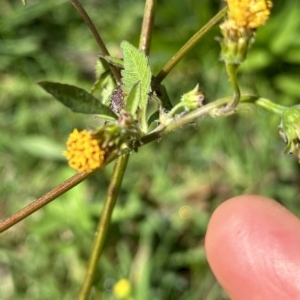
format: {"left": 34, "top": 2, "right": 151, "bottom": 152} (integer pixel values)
{"left": 139, "top": 0, "right": 157, "bottom": 55}
{"left": 0, "top": 152, "right": 118, "bottom": 233}
{"left": 0, "top": 171, "right": 91, "bottom": 233}
{"left": 155, "top": 6, "right": 228, "bottom": 84}
{"left": 70, "top": 0, "right": 121, "bottom": 83}
{"left": 77, "top": 154, "right": 130, "bottom": 300}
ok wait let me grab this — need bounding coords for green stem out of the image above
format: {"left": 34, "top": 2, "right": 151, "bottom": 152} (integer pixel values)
{"left": 144, "top": 95, "right": 259, "bottom": 139}
{"left": 1, "top": 95, "right": 285, "bottom": 233}
{"left": 155, "top": 6, "right": 228, "bottom": 84}
{"left": 217, "top": 63, "right": 240, "bottom": 114}
{"left": 139, "top": 0, "right": 157, "bottom": 55}
{"left": 139, "top": 0, "right": 157, "bottom": 132}
{"left": 77, "top": 154, "right": 130, "bottom": 300}
{"left": 154, "top": 95, "right": 237, "bottom": 135}
{"left": 0, "top": 97, "right": 231, "bottom": 233}
{"left": 167, "top": 102, "right": 185, "bottom": 117}
{"left": 255, "top": 98, "right": 286, "bottom": 115}
{"left": 69, "top": 0, "right": 121, "bottom": 83}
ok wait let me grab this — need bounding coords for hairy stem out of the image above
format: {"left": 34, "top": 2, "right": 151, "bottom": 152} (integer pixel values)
{"left": 70, "top": 0, "right": 121, "bottom": 83}
{"left": 1, "top": 95, "right": 282, "bottom": 233}
{"left": 77, "top": 154, "right": 129, "bottom": 300}
{"left": 139, "top": 0, "right": 157, "bottom": 55}
{"left": 155, "top": 6, "right": 228, "bottom": 84}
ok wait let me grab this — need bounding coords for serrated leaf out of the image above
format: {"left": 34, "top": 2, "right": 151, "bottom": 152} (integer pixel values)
{"left": 121, "top": 41, "right": 152, "bottom": 132}
{"left": 38, "top": 81, "right": 117, "bottom": 119}
{"left": 125, "top": 81, "right": 141, "bottom": 115}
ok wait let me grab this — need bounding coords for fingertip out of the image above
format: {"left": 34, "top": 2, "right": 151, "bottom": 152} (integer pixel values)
{"left": 205, "top": 195, "right": 300, "bottom": 300}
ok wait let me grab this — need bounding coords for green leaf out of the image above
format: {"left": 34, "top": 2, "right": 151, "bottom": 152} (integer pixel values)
{"left": 99, "top": 55, "right": 124, "bottom": 69}
{"left": 156, "top": 83, "right": 173, "bottom": 111}
{"left": 38, "top": 81, "right": 117, "bottom": 119}
{"left": 121, "top": 41, "right": 152, "bottom": 132}
{"left": 147, "top": 111, "right": 159, "bottom": 126}
{"left": 22, "top": 0, "right": 26, "bottom": 5}
{"left": 125, "top": 81, "right": 141, "bottom": 115}
{"left": 95, "top": 57, "right": 110, "bottom": 78}
{"left": 91, "top": 70, "right": 115, "bottom": 107}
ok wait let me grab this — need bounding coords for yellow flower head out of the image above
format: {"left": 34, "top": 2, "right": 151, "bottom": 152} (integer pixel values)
{"left": 225, "top": 0, "right": 272, "bottom": 29}
{"left": 113, "top": 279, "right": 131, "bottom": 299}
{"left": 219, "top": 0, "right": 272, "bottom": 63}
{"left": 63, "top": 129, "right": 105, "bottom": 172}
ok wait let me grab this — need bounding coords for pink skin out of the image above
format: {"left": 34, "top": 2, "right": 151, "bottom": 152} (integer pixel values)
{"left": 205, "top": 195, "right": 300, "bottom": 300}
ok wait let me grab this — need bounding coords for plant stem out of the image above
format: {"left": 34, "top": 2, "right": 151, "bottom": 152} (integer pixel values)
{"left": 216, "top": 63, "right": 240, "bottom": 114}
{"left": 0, "top": 151, "right": 119, "bottom": 233}
{"left": 155, "top": 6, "right": 228, "bottom": 84}
{"left": 69, "top": 0, "right": 121, "bottom": 83}
{"left": 138, "top": 0, "right": 157, "bottom": 132}
{"left": 0, "top": 97, "right": 230, "bottom": 233}
{"left": 0, "top": 170, "right": 91, "bottom": 233}
{"left": 76, "top": 0, "right": 157, "bottom": 288}
{"left": 139, "top": 0, "right": 157, "bottom": 55}
{"left": 77, "top": 154, "right": 129, "bottom": 300}
{"left": 144, "top": 95, "right": 238, "bottom": 139}
{"left": 1, "top": 95, "right": 283, "bottom": 233}
{"left": 255, "top": 98, "right": 286, "bottom": 115}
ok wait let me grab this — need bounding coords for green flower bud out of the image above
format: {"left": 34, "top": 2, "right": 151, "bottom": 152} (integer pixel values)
{"left": 181, "top": 84, "right": 205, "bottom": 111}
{"left": 279, "top": 105, "right": 300, "bottom": 159}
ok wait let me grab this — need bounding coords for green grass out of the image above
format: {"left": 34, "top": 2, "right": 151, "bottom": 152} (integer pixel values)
{"left": 1, "top": 0, "right": 300, "bottom": 299}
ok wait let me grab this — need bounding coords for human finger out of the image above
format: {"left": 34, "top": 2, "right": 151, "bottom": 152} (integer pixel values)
{"left": 205, "top": 195, "right": 300, "bottom": 300}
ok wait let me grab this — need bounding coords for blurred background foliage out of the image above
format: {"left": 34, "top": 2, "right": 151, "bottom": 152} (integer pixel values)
{"left": 1, "top": 0, "right": 300, "bottom": 299}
